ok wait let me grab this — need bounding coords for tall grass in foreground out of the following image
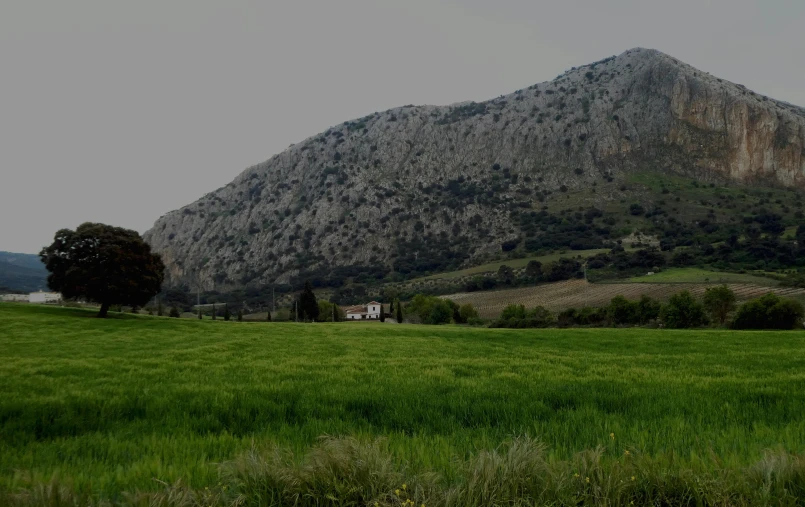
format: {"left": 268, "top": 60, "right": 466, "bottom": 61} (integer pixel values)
{"left": 3, "top": 304, "right": 805, "bottom": 504}
{"left": 3, "top": 437, "right": 805, "bottom": 506}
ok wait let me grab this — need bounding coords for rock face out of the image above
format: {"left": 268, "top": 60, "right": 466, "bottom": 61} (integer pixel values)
{"left": 144, "top": 48, "right": 805, "bottom": 289}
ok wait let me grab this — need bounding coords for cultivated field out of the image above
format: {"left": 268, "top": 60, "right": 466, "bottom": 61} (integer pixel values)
{"left": 446, "top": 279, "right": 805, "bottom": 318}
{"left": 415, "top": 248, "right": 610, "bottom": 281}
{"left": 625, "top": 267, "right": 779, "bottom": 285}
{"left": 2, "top": 304, "right": 805, "bottom": 505}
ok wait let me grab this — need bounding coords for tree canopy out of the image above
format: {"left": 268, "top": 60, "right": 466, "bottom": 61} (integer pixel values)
{"left": 731, "top": 293, "right": 804, "bottom": 330}
{"left": 660, "top": 290, "right": 707, "bottom": 329}
{"left": 702, "top": 285, "right": 737, "bottom": 325}
{"left": 39, "top": 223, "right": 165, "bottom": 317}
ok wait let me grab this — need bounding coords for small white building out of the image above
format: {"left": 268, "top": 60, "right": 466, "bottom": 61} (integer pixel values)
{"left": 0, "top": 293, "right": 29, "bottom": 302}
{"left": 28, "top": 291, "right": 62, "bottom": 304}
{"left": 345, "top": 301, "right": 383, "bottom": 320}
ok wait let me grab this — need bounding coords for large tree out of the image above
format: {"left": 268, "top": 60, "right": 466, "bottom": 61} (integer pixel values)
{"left": 39, "top": 223, "right": 165, "bottom": 318}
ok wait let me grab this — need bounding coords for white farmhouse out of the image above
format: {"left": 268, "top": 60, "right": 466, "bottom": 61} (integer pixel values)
{"left": 345, "top": 301, "right": 382, "bottom": 320}
{"left": 28, "top": 291, "right": 62, "bottom": 304}
{"left": 0, "top": 294, "right": 29, "bottom": 302}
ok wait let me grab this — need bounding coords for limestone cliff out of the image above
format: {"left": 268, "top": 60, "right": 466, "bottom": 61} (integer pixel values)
{"left": 144, "top": 48, "right": 805, "bottom": 289}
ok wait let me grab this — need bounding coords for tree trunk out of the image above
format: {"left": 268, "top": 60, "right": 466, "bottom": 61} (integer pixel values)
{"left": 98, "top": 302, "right": 110, "bottom": 318}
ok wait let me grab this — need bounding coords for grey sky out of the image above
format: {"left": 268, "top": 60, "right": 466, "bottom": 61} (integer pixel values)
{"left": 1, "top": 0, "right": 803, "bottom": 254}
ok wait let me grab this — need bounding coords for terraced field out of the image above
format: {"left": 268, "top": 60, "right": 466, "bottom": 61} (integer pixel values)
{"left": 445, "top": 279, "right": 805, "bottom": 318}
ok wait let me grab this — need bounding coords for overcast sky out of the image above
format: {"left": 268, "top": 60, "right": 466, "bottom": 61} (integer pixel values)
{"left": 1, "top": 0, "right": 803, "bottom": 254}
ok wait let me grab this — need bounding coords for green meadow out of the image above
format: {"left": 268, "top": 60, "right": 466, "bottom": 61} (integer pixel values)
{"left": 625, "top": 267, "right": 778, "bottom": 285}
{"left": 2, "top": 303, "right": 805, "bottom": 505}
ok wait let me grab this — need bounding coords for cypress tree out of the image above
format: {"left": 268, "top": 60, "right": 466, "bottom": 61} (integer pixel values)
{"left": 157, "top": 300, "right": 163, "bottom": 317}
{"left": 389, "top": 299, "right": 395, "bottom": 315}
{"left": 298, "top": 281, "right": 319, "bottom": 321}
{"left": 198, "top": 308, "right": 202, "bottom": 320}
{"left": 379, "top": 302, "right": 386, "bottom": 322}
{"left": 396, "top": 299, "right": 403, "bottom": 323}
{"left": 266, "top": 309, "right": 272, "bottom": 322}
{"left": 212, "top": 303, "right": 216, "bottom": 320}
{"left": 237, "top": 309, "right": 243, "bottom": 322}
{"left": 224, "top": 303, "right": 231, "bottom": 321}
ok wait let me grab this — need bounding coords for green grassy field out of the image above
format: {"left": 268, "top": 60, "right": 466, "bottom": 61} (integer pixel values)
{"left": 624, "top": 267, "right": 779, "bottom": 285}
{"left": 2, "top": 304, "right": 805, "bottom": 505}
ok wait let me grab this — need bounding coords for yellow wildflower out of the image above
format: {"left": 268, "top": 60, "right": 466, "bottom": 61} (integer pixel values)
{"left": 610, "top": 433, "right": 615, "bottom": 440}
{"left": 631, "top": 476, "right": 636, "bottom": 481}
{"left": 402, "top": 483, "right": 407, "bottom": 490}
{"left": 585, "top": 477, "right": 590, "bottom": 483}
{"left": 395, "top": 489, "right": 400, "bottom": 496}
{"left": 624, "top": 450, "right": 630, "bottom": 456}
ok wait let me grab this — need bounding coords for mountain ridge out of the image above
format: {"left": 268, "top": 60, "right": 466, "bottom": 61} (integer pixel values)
{"left": 144, "top": 48, "right": 805, "bottom": 291}
{"left": 0, "top": 252, "right": 48, "bottom": 292}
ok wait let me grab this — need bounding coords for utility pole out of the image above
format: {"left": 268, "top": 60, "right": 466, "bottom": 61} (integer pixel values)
{"left": 194, "top": 269, "right": 201, "bottom": 308}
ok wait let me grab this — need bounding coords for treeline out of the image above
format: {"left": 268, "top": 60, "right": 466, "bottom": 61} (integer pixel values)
{"left": 404, "top": 295, "right": 480, "bottom": 325}
{"left": 489, "top": 287, "right": 804, "bottom": 330}
{"left": 589, "top": 224, "right": 805, "bottom": 279}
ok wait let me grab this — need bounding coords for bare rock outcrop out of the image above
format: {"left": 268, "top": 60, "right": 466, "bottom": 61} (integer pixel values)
{"left": 144, "top": 48, "right": 805, "bottom": 289}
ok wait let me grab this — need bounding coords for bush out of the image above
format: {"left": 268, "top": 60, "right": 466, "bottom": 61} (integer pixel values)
{"left": 492, "top": 305, "right": 555, "bottom": 328}
{"left": 458, "top": 304, "right": 479, "bottom": 324}
{"left": 731, "top": 293, "right": 805, "bottom": 330}
{"left": 629, "top": 204, "right": 645, "bottom": 215}
{"left": 605, "top": 295, "right": 659, "bottom": 326}
{"left": 635, "top": 295, "right": 661, "bottom": 324}
{"left": 169, "top": 306, "right": 180, "bottom": 318}
{"left": 500, "top": 304, "right": 526, "bottom": 320}
{"left": 406, "top": 294, "right": 457, "bottom": 325}
{"left": 607, "top": 295, "right": 635, "bottom": 326}
{"left": 524, "top": 260, "right": 542, "bottom": 280}
{"left": 317, "top": 300, "right": 345, "bottom": 322}
{"left": 660, "top": 291, "right": 707, "bottom": 329}
{"left": 542, "top": 258, "right": 582, "bottom": 282}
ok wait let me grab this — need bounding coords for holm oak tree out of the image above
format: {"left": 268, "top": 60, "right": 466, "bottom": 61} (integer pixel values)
{"left": 39, "top": 223, "right": 165, "bottom": 318}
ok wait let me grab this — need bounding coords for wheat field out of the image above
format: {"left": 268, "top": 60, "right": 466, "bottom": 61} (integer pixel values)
{"left": 2, "top": 303, "right": 805, "bottom": 505}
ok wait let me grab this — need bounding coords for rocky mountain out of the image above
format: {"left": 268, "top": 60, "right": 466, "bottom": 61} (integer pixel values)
{"left": 144, "top": 48, "right": 805, "bottom": 290}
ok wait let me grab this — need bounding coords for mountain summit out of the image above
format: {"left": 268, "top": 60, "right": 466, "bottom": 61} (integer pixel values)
{"left": 144, "top": 48, "right": 805, "bottom": 290}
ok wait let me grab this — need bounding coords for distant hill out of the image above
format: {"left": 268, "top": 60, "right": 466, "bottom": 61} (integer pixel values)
{"left": 144, "top": 47, "right": 805, "bottom": 291}
{"left": 0, "top": 252, "right": 48, "bottom": 292}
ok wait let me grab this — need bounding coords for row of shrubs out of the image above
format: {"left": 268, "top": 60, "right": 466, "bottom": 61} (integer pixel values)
{"left": 405, "top": 294, "right": 481, "bottom": 325}
{"left": 490, "top": 287, "right": 805, "bottom": 330}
